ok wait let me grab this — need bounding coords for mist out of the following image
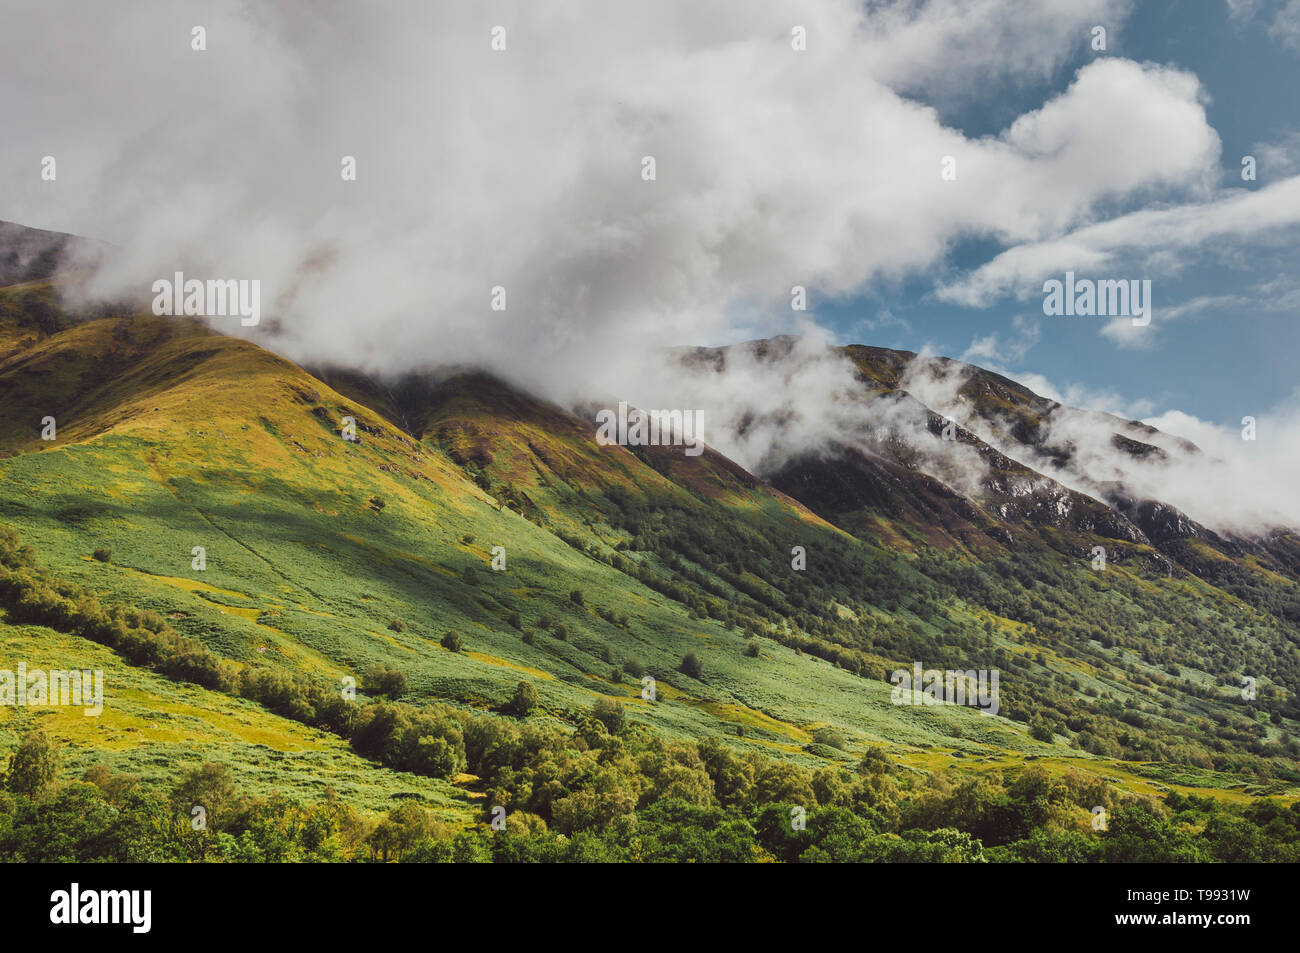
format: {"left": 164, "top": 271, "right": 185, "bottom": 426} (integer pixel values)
{"left": 898, "top": 354, "right": 1300, "bottom": 536}
{"left": 8, "top": 1, "right": 1203, "bottom": 387}
{"left": 7, "top": 1, "right": 1291, "bottom": 534}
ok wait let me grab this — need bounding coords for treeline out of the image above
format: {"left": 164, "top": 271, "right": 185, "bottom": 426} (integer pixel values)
{"left": 0, "top": 525, "right": 355, "bottom": 738}
{"left": 920, "top": 548, "right": 1300, "bottom": 773}
{"left": 540, "top": 484, "right": 1300, "bottom": 779}
{"left": 0, "top": 525, "right": 502, "bottom": 779}
{"left": 5, "top": 722, "right": 1299, "bottom": 863}
{"left": 4, "top": 520, "right": 1298, "bottom": 862}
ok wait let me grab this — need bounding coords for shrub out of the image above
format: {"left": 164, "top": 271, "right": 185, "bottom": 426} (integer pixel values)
{"left": 363, "top": 663, "right": 408, "bottom": 699}
{"left": 4, "top": 729, "right": 58, "bottom": 798}
{"left": 92, "top": 546, "right": 112, "bottom": 563}
{"left": 440, "top": 631, "right": 463, "bottom": 652}
{"left": 591, "top": 697, "right": 625, "bottom": 734}
{"left": 679, "top": 652, "right": 704, "bottom": 679}
{"left": 351, "top": 703, "right": 466, "bottom": 779}
{"left": 508, "top": 681, "right": 538, "bottom": 717}
{"left": 812, "top": 727, "right": 847, "bottom": 751}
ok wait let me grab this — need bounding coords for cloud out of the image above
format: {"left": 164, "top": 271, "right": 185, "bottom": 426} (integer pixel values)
{"left": 1137, "top": 399, "right": 1300, "bottom": 535}
{"left": 1225, "top": 0, "right": 1300, "bottom": 52}
{"left": 1269, "top": 0, "right": 1300, "bottom": 50}
{"left": 1226, "top": 0, "right": 1265, "bottom": 21}
{"left": 960, "top": 314, "right": 1040, "bottom": 364}
{"left": 938, "top": 175, "right": 1300, "bottom": 311}
{"left": 861, "top": 0, "right": 1132, "bottom": 95}
{"left": 6, "top": 0, "right": 1292, "bottom": 533}
{"left": 1253, "top": 129, "right": 1300, "bottom": 178}
{"left": 901, "top": 354, "right": 1300, "bottom": 535}
{"left": 1, "top": 1, "right": 1221, "bottom": 399}
{"left": 1097, "top": 292, "right": 1249, "bottom": 349}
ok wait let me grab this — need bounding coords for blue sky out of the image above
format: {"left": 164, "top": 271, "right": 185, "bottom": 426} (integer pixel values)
{"left": 812, "top": 0, "right": 1300, "bottom": 426}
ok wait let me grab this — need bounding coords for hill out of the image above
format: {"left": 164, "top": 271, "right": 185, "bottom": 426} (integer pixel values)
{"left": 1, "top": 226, "right": 1297, "bottom": 861}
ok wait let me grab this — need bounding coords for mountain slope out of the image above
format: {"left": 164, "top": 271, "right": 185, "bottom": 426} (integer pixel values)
{"left": 0, "top": 246, "right": 1296, "bottom": 838}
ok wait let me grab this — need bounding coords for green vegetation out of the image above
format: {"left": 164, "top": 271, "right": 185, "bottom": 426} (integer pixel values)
{"left": 362, "top": 663, "right": 408, "bottom": 699}
{"left": 0, "top": 302, "right": 1295, "bottom": 863}
{"left": 5, "top": 721, "right": 1299, "bottom": 862}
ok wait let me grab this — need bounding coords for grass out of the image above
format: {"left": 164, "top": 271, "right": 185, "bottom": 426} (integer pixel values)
{"left": 1, "top": 312, "right": 1295, "bottom": 814}
{"left": 0, "top": 614, "right": 473, "bottom": 819}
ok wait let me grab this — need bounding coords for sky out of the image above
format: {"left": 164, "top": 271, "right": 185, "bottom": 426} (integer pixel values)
{"left": 812, "top": 0, "right": 1300, "bottom": 426}
{"left": 1, "top": 0, "right": 1297, "bottom": 468}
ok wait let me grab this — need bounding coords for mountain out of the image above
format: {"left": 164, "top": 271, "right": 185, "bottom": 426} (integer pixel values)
{"left": 0, "top": 221, "right": 79, "bottom": 286}
{"left": 1, "top": 221, "right": 1297, "bottom": 863}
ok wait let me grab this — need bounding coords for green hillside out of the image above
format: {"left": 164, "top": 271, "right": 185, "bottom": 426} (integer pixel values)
{"left": 2, "top": 287, "right": 1298, "bottom": 862}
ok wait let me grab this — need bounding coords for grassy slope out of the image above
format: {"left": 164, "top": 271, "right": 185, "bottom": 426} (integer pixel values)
{"left": 0, "top": 613, "right": 472, "bottom": 819}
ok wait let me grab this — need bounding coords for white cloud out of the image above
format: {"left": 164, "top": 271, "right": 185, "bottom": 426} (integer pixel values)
{"left": 908, "top": 354, "right": 1300, "bottom": 534}
{"left": 6, "top": 0, "right": 1293, "bottom": 534}
{"left": 1226, "top": 0, "right": 1264, "bottom": 21}
{"left": 960, "top": 313, "right": 1041, "bottom": 364}
{"left": 862, "top": 0, "right": 1132, "bottom": 95}
{"left": 0, "top": 1, "right": 1222, "bottom": 403}
{"left": 938, "top": 175, "right": 1300, "bottom": 310}
{"left": 1253, "top": 129, "right": 1300, "bottom": 178}
{"left": 1269, "top": 0, "right": 1300, "bottom": 50}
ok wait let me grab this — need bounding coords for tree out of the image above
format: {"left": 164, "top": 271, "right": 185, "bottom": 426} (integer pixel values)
{"left": 92, "top": 546, "right": 112, "bottom": 563}
{"left": 5, "top": 729, "right": 58, "bottom": 798}
{"left": 632, "top": 799, "right": 758, "bottom": 862}
{"left": 812, "top": 727, "right": 846, "bottom": 750}
{"left": 362, "top": 663, "right": 408, "bottom": 699}
{"left": 1103, "top": 801, "right": 1204, "bottom": 862}
{"left": 1029, "top": 716, "right": 1055, "bottom": 743}
{"left": 508, "top": 681, "right": 538, "bottom": 718}
{"left": 170, "top": 762, "right": 237, "bottom": 835}
{"left": 369, "top": 802, "right": 436, "bottom": 862}
{"left": 441, "top": 631, "right": 463, "bottom": 652}
{"left": 679, "top": 652, "right": 704, "bottom": 679}
{"left": 592, "top": 697, "right": 625, "bottom": 734}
